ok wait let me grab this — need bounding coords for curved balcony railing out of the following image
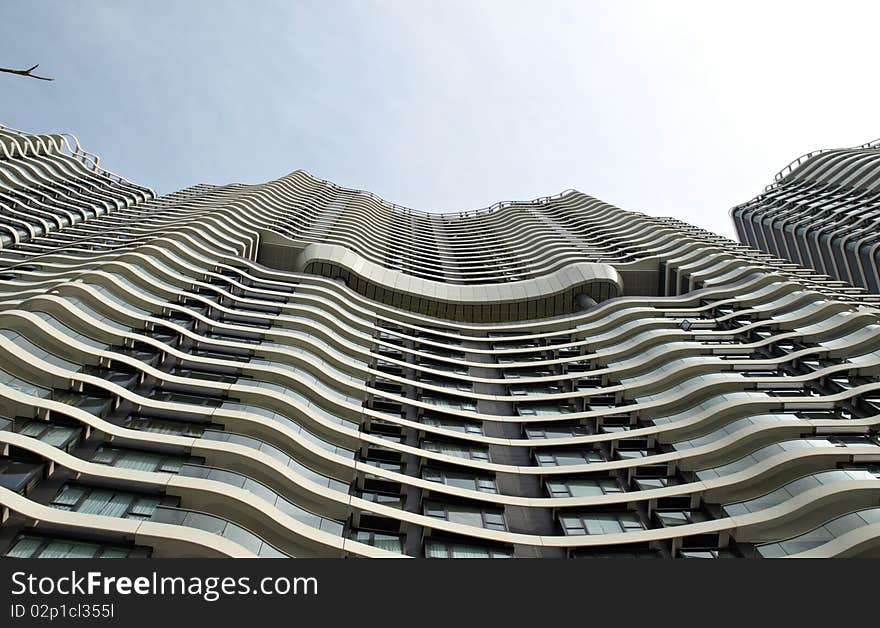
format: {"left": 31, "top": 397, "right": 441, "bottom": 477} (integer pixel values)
{"left": 178, "top": 463, "right": 345, "bottom": 535}
{"left": 150, "top": 505, "right": 289, "bottom": 557}
{"left": 723, "top": 468, "right": 878, "bottom": 517}
{"left": 200, "top": 429, "right": 351, "bottom": 492}
{"left": 299, "top": 170, "right": 578, "bottom": 219}
{"left": 766, "top": 137, "right": 880, "bottom": 191}
{"left": 756, "top": 507, "right": 880, "bottom": 557}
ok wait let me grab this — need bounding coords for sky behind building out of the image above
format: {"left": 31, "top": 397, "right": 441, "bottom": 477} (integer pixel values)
{"left": 2, "top": 0, "right": 879, "bottom": 238}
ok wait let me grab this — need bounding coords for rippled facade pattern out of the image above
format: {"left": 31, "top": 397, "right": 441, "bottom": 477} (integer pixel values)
{"left": 732, "top": 139, "right": 880, "bottom": 295}
{"left": 3, "top": 125, "right": 880, "bottom": 559}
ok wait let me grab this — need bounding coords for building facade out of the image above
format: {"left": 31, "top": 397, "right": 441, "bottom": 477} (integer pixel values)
{"left": 732, "top": 139, "right": 880, "bottom": 293}
{"left": 2, "top": 124, "right": 880, "bottom": 558}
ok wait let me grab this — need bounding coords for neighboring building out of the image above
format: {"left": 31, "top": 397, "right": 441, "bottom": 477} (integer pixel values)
{"left": 732, "top": 139, "right": 880, "bottom": 293}
{"left": 2, "top": 124, "right": 880, "bottom": 558}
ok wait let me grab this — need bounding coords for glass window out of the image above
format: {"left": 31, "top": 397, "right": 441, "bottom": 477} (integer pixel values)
{"left": 525, "top": 424, "right": 590, "bottom": 439}
{"left": 353, "top": 530, "right": 403, "bottom": 553}
{"left": 17, "top": 421, "right": 81, "bottom": 449}
{"left": 4, "top": 534, "right": 148, "bottom": 558}
{"left": 634, "top": 477, "right": 669, "bottom": 490}
{"left": 655, "top": 510, "right": 710, "bottom": 527}
{"left": 359, "top": 491, "right": 403, "bottom": 508}
{"left": 510, "top": 384, "right": 564, "bottom": 396}
{"left": 546, "top": 478, "right": 622, "bottom": 497}
{"left": 424, "top": 502, "right": 507, "bottom": 531}
{"left": 425, "top": 540, "right": 512, "bottom": 558}
{"left": 0, "top": 458, "right": 43, "bottom": 492}
{"left": 50, "top": 484, "right": 160, "bottom": 520}
{"left": 517, "top": 402, "right": 575, "bottom": 416}
{"left": 559, "top": 512, "right": 644, "bottom": 535}
{"left": 91, "top": 446, "right": 187, "bottom": 473}
{"left": 423, "top": 468, "right": 497, "bottom": 493}
{"left": 535, "top": 449, "right": 605, "bottom": 466}
{"left": 423, "top": 440, "right": 490, "bottom": 462}
{"left": 422, "top": 396, "right": 477, "bottom": 413}
{"left": 421, "top": 415, "right": 483, "bottom": 435}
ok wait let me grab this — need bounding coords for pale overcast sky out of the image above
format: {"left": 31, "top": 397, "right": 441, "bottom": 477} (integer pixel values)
{"left": 3, "top": 1, "right": 880, "bottom": 239}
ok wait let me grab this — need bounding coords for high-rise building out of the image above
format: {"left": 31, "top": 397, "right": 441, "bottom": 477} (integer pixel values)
{"left": 2, "top": 124, "right": 880, "bottom": 559}
{"left": 732, "top": 139, "right": 880, "bottom": 293}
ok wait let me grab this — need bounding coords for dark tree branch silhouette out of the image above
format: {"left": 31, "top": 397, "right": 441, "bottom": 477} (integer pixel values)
{"left": 0, "top": 64, "right": 53, "bottom": 81}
